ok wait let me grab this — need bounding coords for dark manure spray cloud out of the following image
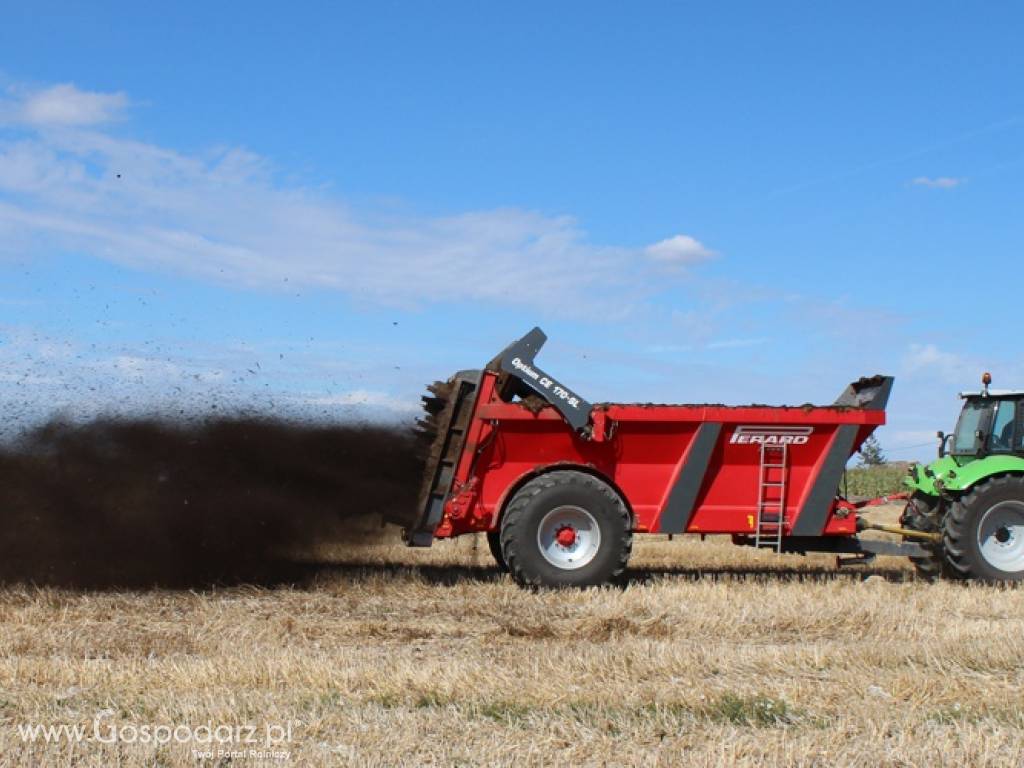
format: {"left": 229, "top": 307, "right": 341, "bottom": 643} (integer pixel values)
{"left": 0, "top": 417, "right": 423, "bottom": 588}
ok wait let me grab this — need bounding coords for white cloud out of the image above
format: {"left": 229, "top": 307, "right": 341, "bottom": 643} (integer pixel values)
{"left": 705, "top": 337, "right": 767, "bottom": 350}
{"left": 910, "top": 176, "right": 964, "bottom": 189}
{"left": 644, "top": 234, "right": 714, "bottom": 263}
{"left": 904, "top": 343, "right": 961, "bottom": 371}
{"left": 1, "top": 83, "right": 128, "bottom": 127}
{"left": 0, "top": 82, "right": 713, "bottom": 316}
{"left": 903, "top": 343, "right": 975, "bottom": 384}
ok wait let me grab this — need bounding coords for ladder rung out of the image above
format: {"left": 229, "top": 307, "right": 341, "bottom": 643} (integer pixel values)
{"left": 757, "top": 444, "right": 787, "bottom": 550}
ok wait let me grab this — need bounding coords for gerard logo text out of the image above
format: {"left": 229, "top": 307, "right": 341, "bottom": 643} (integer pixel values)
{"left": 729, "top": 426, "right": 813, "bottom": 446}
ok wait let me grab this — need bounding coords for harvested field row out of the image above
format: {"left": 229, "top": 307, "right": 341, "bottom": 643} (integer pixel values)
{"left": 2, "top": 510, "right": 1022, "bottom": 766}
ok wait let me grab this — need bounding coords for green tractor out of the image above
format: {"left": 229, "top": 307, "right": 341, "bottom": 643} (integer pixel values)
{"left": 903, "top": 373, "right": 1024, "bottom": 581}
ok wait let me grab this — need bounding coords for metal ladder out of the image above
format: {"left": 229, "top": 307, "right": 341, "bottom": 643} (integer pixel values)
{"left": 754, "top": 443, "right": 788, "bottom": 552}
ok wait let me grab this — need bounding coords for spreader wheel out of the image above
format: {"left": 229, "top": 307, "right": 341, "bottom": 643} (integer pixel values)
{"left": 486, "top": 531, "right": 508, "bottom": 572}
{"left": 499, "top": 470, "right": 632, "bottom": 588}
{"left": 944, "top": 476, "right": 1024, "bottom": 581}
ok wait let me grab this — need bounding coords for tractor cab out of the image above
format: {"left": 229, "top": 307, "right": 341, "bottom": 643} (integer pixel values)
{"left": 942, "top": 374, "right": 1024, "bottom": 461}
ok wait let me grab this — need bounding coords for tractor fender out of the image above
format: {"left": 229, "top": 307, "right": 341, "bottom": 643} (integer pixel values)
{"left": 488, "top": 462, "right": 635, "bottom": 532}
{"left": 941, "top": 455, "right": 1024, "bottom": 494}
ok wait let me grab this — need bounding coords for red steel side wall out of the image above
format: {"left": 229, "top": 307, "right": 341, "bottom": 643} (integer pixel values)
{"left": 435, "top": 373, "right": 884, "bottom": 540}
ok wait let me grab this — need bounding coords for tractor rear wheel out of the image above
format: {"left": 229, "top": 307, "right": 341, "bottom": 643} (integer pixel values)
{"left": 499, "top": 471, "right": 632, "bottom": 588}
{"left": 486, "top": 531, "right": 508, "bottom": 572}
{"left": 900, "top": 494, "right": 962, "bottom": 581}
{"left": 944, "top": 476, "right": 1024, "bottom": 581}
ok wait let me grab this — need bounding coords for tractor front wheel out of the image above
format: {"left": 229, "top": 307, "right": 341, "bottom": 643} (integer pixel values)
{"left": 900, "top": 494, "right": 962, "bottom": 581}
{"left": 499, "top": 471, "right": 632, "bottom": 588}
{"left": 944, "top": 476, "right": 1024, "bottom": 581}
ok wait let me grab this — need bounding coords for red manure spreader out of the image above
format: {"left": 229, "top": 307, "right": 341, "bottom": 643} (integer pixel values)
{"left": 392, "top": 328, "right": 925, "bottom": 587}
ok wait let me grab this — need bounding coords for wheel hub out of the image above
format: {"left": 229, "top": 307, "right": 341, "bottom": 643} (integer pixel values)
{"left": 536, "top": 505, "right": 601, "bottom": 570}
{"left": 977, "top": 501, "right": 1024, "bottom": 573}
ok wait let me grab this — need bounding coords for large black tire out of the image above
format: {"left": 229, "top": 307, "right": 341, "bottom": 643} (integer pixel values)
{"left": 499, "top": 471, "right": 632, "bottom": 588}
{"left": 900, "top": 494, "right": 963, "bottom": 581}
{"left": 944, "top": 476, "right": 1024, "bottom": 581}
{"left": 486, "top": 531, "right": 508, "bottom": 572}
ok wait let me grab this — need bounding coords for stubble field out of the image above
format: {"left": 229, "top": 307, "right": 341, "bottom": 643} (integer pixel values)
{"left": 1, "top": 506, "right": 1022, "bottom": 767}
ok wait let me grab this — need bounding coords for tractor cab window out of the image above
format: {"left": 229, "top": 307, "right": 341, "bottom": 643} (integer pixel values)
{"left": 990, "top": 400, "right": 1018, "bottom": 452}
{"left": 953, "top": 399, "right": 993, "bottom": 455}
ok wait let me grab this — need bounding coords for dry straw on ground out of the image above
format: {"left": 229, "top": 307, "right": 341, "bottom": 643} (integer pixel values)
{"left": 1, "top": 507, "right": 1022, "bottom": 767}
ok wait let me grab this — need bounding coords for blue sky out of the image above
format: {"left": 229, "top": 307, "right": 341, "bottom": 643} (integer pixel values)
{"left": 1, "top": 2, "right": 1022, "bottom": 458}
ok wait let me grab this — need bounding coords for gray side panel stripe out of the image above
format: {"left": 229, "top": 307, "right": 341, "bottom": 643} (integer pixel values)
{"left": 791, "top": 424, "right": 858, "bottom": 537}
{"left": 658, "top": 422, "right": 722, "bottom": 534}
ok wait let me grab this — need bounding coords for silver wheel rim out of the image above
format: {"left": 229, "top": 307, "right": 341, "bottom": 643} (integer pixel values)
{"left": 977, "top": 501, "right": 1024, "bottom": 573}
{"left": 537, "top": 505, "right": 601, "bottom": 570}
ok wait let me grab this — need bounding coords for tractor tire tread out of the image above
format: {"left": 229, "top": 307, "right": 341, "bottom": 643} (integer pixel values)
{"left": 901, "top": 493, "right": 963, "bottom": 581}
